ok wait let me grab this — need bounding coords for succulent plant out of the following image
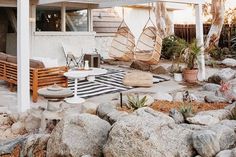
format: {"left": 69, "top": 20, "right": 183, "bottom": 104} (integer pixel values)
{"left": 179, "top": 102, "right": 194, "bottom": 119}
{"left": 126, "top": 94, "right": 148, "bottom": 110}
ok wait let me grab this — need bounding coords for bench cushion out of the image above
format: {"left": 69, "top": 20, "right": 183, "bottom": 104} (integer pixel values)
{"left": 30, "top": 59, "right": 45, "bottom": 69}
{"left": 0, "top": 52, "right": 8, "bottom": 61}
{"left": 6, "top": 55, "right": 45, "bottom": 69}
{"left": 6, "top": 55, "right": 17, "bottom": 64}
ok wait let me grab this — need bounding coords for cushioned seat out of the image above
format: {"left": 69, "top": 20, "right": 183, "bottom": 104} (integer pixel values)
{"left": 6, "top": 55, "right": 45, "bottom": 68}
{"left": 30, "top": 59, "right": 45, "bottom": 69}
{"left": 0, "top": 52, "right": 8, "bottom": 61}
{"left": 0, "top": 53, "right": 67, "bottom": 102}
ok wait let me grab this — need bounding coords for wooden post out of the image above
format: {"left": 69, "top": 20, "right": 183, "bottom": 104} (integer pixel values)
{"left": 61, "top": 3, "right": 66, "bottom": 32}
{"left": 17, "top": 0, "right": 30, "bottom": 112}
{"left": 32, "top": 69, "right": 38, "bottom": 103}
{"left": 88, "top": 8, "right": 93, "bottom": 32}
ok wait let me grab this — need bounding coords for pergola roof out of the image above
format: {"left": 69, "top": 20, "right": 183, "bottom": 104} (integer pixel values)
{"left": 38, "top": 0, "right": 205, "bottom": 8}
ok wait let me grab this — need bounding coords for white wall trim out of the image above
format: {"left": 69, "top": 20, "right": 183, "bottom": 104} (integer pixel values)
{"left": 34, "top": 31, "right": 96, "bottom": 36}
{"left": 96, "top": 33, "right": 116, "bottom": 37}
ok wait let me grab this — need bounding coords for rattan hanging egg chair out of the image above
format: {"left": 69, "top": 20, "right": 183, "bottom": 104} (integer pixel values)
{"left": 109, "top": 9, "right": 135, "bottom": 61}
{"left": 134, "top": 8, "right": 162, "bottom": 65}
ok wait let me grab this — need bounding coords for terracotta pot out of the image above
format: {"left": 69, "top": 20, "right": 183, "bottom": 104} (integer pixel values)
{"left": 183, "top": 69, "right": 198, "bottom": 83}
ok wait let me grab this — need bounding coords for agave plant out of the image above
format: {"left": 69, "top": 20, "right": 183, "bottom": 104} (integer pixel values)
{"left": 179, "top": 102, "right": 194, "bottom": 119}
{"left": 127, "top": 94, "right": 148, "bottom": 110}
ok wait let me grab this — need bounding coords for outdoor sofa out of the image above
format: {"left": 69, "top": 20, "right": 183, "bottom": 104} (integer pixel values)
{"left": 0, "top": 52, "right": 68, "bottom": 102}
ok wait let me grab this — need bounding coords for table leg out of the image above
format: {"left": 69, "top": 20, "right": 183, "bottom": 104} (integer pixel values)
{"left": 64, "top": 78, "right": 85, "bottom": 104}
{"left": 74, "top": 78, "right": 78, "bottom": 97}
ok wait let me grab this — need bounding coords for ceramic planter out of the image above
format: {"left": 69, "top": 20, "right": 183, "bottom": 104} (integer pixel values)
{"left": 174, "top": 73, "right": 183, "bottom": 82}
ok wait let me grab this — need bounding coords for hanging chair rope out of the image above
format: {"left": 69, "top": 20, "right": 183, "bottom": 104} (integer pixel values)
{"left": 109, "top": 7, "right": 135, "bottom": 61}
{"left": 134, "top": 3, "right": 162, "bottom": 65}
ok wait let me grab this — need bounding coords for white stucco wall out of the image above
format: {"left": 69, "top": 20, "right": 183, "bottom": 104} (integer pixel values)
{"left": 31, "top": 32, "right": 96, "bottom": 66}
{"left": 115, "top": 7, "right": 157, "bottom": 42}
{"left": 95, "top": 35, "right": 113, "bottom": 59}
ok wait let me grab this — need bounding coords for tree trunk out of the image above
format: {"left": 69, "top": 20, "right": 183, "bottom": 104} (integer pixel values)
{"left": 205, "top": 0, "right": 226, "bottom": 52}
{"left": 155, "top": 2, "right": 173, "bottom": 38}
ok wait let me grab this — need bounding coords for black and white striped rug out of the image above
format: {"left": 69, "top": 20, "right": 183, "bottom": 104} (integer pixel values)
{"left": 68, "top": 69, "right": 168, "bottom": 99}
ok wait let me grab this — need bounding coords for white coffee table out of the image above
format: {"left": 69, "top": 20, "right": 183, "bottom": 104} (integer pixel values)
{"left": 64, "top": 68, "right": 107, "bottom": 104}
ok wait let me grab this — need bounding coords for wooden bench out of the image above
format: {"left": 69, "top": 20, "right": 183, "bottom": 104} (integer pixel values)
{"left": 0, "top": 60, "right": 68, "bottom": 103}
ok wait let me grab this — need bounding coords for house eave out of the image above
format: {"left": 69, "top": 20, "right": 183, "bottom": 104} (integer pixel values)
{"left": 38, "top": 0, "right": 205, "bottom": 7}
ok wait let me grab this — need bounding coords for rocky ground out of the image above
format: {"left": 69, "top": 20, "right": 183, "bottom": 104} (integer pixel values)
{"left": 0, "top": 58, "right": 236, "bottom": 157}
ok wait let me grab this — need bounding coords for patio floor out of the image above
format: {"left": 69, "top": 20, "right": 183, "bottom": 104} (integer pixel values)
{"left": 0, "top": 61, "right": 220, "bottom": 113}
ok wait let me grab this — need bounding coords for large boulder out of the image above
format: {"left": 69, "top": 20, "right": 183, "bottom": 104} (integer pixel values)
{"left": 231, "top": 148, "right": 236, "bottom": 157}
{"left": 106, "top": 110, "right": 128, "bottom": 125}
{"left": 222, "top": 58, "right": 236, "bottom": 67}
{"left": 81, "top": 102, "right": 100, "bottom": 115}
{"left": 103, "top": 108, "right": 196, "bottom": 157}
{"left": 97, "top": 103, "right": 116, "bottom": 120}
{"left": 153, "top": 92, "right": 173, "bottom": 101}
{"left": 22, "top": 134, "right": 50, "bottom": 157}
{"left": 187, "top": 115, "right": 220, "bottom": 126}
{"left": 47, "top": 113, "right": 111, "bottom": 157}
{"left": 220, "top": 120, "right": 236, "bottom": 132}
{"left": 24, "top": 115, "right": 41, "bottom": 132}
{"left": 197, "top": 109, "right": 231, "bottom": 121}
{"left": 204, "top": 94, "right": 228, "bottom": 103}
{"left": 130, "top": 61, "right": 150, "bottom": 71}
{"left": 169, "top": 109, "right": 185, "bottom": 124}
{"left": 0, "top": 134, "right": 49, "bottom": 157}
{"left": 11, "top": 121, "right": 26, "bottom": 135}
{"left": 208, "top": 68, "right": 236, "bottom": 84}
{"left": 0, "top": 114, "right": 13, "bottom": 126}
{"left": 192, "top": 130, "right": 220, "bottom": 157}
{"left": 202, "top": 83, "right": 221, "bottom": 92}
{"left": 210, "top": 124, "right": 235, "bottom": 150}
{"left": 215, "top": 150, "right": 232, "bottom": 157}
{"left": 150, "top": 65, "right": 168, "bottom": 74}
{"left": 123, "top": 72, "right": 153, "bottom": 87}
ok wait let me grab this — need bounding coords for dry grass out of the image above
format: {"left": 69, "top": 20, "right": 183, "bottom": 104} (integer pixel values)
{"left": 118, "top": 100, "right": 228, "bottom": 114}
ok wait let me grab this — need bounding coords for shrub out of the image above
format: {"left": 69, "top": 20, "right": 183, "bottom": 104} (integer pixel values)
{"left": 126, "top": 94, "right": 148, "bottom": 110}
{"left": 161, "top": 35, "right": 187, "bottom": 60}
{"left": 232, "top": 36, "right": 236, "bottom": 51}
{"left": 209, "top": 46, "right": 233, "bottom": 60}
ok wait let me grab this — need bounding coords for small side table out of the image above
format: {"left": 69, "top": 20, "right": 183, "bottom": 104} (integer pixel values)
{"left": 64, "top": 68, "right": 107, "bottom": 104}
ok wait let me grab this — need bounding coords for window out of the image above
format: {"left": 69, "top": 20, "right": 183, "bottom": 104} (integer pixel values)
{"left": 36, "top": 9, "right": 61, "bottom": 31}
{"left": 36, "top": 7, "right": 89, "bottom": 32}
{"left": 66, "top": 9, "right": 88, "bottom": 32}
